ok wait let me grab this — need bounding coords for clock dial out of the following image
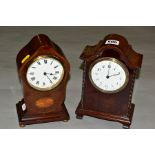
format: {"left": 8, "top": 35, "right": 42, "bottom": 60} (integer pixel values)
{"left": 26, "top": 56, "right": 64, "bottom": 91}
{"left": 90, "top": 57, "right": 129, "bottom": 93}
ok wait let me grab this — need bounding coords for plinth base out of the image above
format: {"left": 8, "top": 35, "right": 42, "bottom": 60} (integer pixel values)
{"left": 16, "top": 99, "right": 69, "bottom": 127}
{"left": 75, "top": 101, "right": 135, "bottom": 129}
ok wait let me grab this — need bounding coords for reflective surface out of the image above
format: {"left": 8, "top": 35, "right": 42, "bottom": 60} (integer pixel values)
{"left": 90, "top": 57, "right": 129, "bottom": 93}
{"left": 26, "top": 56, "right": 64, "bottom": 91}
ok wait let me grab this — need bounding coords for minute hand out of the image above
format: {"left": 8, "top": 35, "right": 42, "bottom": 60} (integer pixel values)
{"left": 46, "top": 74, "right": 53, "bottom": 83}
{"left": 109, "top": 72, "right": 120, "bottom": 77}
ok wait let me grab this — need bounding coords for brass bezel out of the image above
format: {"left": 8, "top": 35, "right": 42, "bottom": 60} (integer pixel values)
{"left": 26, "top": 55, "right": 64, "bottom": 91}
{"left": 89, "top": 57, "right": 129, "bottom": 94}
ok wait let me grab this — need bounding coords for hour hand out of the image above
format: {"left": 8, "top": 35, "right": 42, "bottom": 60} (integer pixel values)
{"left": 50, "top": 73, "right": 56, "bottom": 75}
{"left": 44, "top": 72, "right": 55, "bottom": 76}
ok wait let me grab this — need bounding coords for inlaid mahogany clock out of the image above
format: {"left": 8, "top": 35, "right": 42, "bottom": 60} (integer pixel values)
{"left": 75, "top": 34, "right": 143, "bottom": 128}
{"left": 16, "top": 34, "right": 70, "bottom": 127}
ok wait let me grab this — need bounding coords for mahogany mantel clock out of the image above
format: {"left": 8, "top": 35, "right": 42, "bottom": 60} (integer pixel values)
{"left": 75, "top": 34, "right": 143, "bottom": 128}
{"left": 16, "top": 34, "right": 70, "bottom": 127}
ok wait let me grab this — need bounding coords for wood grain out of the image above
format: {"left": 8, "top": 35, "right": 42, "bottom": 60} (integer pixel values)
{"left": 16, "top": 34, "right": 70, "bottom": 126}
{"left": 76, "top": 34, "right": 143, "bottom": 128}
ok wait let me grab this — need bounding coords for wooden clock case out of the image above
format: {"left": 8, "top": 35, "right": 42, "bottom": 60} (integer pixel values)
{"left": 75, "top": 34, "right": 143, "bottom": 128}
{"left": 16, "top": 34, "right": 70, "bottom": 127}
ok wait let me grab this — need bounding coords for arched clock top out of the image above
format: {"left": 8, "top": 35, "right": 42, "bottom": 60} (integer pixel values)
{"left": 16, "top": 34, "right": 70, "bottom": 76}
{"left": 80, "top": 34, "right": 143, "bottom": 70}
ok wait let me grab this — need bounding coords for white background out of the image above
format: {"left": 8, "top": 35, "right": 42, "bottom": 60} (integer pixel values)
{"left": 0, "top": 0, "right": 155, "bottom": 155}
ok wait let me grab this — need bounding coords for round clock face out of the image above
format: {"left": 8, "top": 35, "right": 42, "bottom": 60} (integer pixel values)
{"left": 89, "top": 57, "right": 129, "bottom": 93}
{"left": 26, "top": 56, "right": 64, "bottom": 91}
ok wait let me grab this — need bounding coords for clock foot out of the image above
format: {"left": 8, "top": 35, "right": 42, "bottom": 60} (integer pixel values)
{"left": 76, "top": 115, "right": 83, "bottom": 119}
{"left": 63, "top": 120, "right": 69, "bottom": 122}
{"left": 122, "top": 124, "right": 130, "bottom": 129}
{"left": 19, "top": 123, "right": 25, "bottom": 128}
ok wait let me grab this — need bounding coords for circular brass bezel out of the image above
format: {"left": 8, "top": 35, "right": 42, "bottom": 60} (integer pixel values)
{"left": 26, "top": 55, "right": 64, "bottom": 91}
{"left": 89, "top": 57, "right": 129, "bottom": 94}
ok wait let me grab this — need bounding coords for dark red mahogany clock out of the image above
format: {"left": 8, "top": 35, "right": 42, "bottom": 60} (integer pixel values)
{"left": 75, "top": 34, "right": 143, "bottom": 128}
{"left": 16, "top": 34, "right": 70, "bottom": 127}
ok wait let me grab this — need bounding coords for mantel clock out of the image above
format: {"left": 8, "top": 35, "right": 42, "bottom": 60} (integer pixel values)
{"left": 75, "top": 34, "right": 143, "bottom": 128}
{"left": 16, "top": 34, "right": 70, "bottom": 127}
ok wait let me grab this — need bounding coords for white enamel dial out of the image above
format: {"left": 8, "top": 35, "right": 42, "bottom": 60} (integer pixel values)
{"left": 89, "top": 58, "right": 129, "bottom": 93}
{"left": 26, "top": 56, "right": 64, "bottom": 91}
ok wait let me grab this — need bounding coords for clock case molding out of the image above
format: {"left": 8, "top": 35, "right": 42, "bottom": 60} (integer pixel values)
{"left": 16, "top": 34, "right": 70, "bottom": 127}
{"left": 75, "top": 34, "right": 143, "bottom": 128}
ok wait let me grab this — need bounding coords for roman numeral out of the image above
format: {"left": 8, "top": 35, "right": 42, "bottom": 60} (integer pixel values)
{"left": 54, "top": 65, "right": 58, "bottom": 68}
{"left": 37, "top": 61, "right": 41, "bottom": 65}
{"left": 55, "top": 71, "right": 59, "bottom": 74}
{"left": 43, "top": 82, "right": 45, "bottom": 86}
{"left": 53, "top": 76, "right": 57, "bottom": 80}
{"left": 36, "top": 81, "right": 39, "bottom": 85}
{"left": 44, "top": 59, "right": 47, "bottom": 64}
{"left": 108, "top": 62, "right": 111, "bottom": 68}
{"left": 29, "top": 72, "right": 34, "bottom": 75}
{"left": 32, "top": 66, "right": 36, "bottom": 69}
{"left": 31, "top": 77, "right": 35, "bottom": 81}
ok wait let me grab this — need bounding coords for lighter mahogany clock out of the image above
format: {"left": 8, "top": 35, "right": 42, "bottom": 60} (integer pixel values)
{"left": 16, "top": 34, "right": 70, "bottom": 127}
{"left": 75, "top": 34, "right": 143, "bottom": 128}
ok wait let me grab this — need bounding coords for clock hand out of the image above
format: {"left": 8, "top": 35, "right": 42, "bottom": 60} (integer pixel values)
{"left": 106, "top": 63, "right": 111, "bottom": 79}
{"left": 45, "top": 72, "right": 56, "bottom": 75}
{"left": 109, "top": 72, "right": 120, "bottom": 77}
{"left": 43, "top": 72, "right": 53, "bottom": 83}
{"left": 46, "top": 75, "right": 53, "bottom": 83}
{"left": 50, "top": 73, "right": 56, "bottom": 75}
